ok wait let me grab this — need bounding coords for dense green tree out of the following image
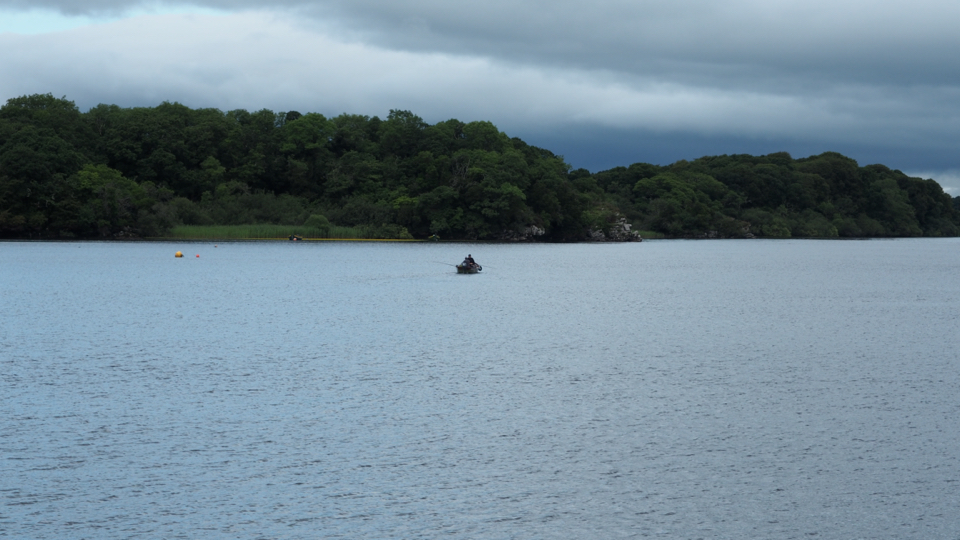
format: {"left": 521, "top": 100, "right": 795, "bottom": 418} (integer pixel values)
{"left": 0, "top": 94, "right": 957, "bottom": 240}
{"left": 0, "top": 126, "right": 88, "bottom": 234}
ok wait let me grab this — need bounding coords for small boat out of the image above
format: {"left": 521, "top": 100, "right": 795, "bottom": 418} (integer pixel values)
{"left": 456, "top": 263, "right": 482, "bottom": 274}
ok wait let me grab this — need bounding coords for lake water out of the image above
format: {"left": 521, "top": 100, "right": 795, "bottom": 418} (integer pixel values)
{"left": 2, "top": 238, "right": 959, "bottom": 539}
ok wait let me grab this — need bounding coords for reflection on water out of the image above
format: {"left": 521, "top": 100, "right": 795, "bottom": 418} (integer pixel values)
{"left": 3, "top": 239, "right": 960, "bottom": 539}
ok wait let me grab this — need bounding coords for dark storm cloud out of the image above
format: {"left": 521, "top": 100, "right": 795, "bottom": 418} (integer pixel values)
{"left": 313, "top": 0, "right": 960, "bottom": 89}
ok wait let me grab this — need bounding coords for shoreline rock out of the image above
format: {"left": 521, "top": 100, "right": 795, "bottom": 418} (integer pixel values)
{"left": 586, "top": 217, "right": 642, "bottom": 242}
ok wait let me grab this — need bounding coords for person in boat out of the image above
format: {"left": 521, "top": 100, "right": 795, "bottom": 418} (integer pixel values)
{"left": 464, "top": 254, "right": 477, "bottom": 267}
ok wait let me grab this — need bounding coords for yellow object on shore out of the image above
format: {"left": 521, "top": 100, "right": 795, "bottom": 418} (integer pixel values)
{"left": 175, "top": 251, "right": 183, "bottom": 258}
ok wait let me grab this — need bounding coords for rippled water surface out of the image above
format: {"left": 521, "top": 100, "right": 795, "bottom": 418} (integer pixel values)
{"left": 2, "top": 239, "right": 960, "bottom": 539}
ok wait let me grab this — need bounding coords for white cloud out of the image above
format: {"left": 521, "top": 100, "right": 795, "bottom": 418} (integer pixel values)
{"left": 1, "top": 4, "right": 960, "bottom": 174}
{"left": 7, "top": 0, "right": 960, "bottom": 87}
{"left": 0, "top": 8, "right": 102, "bottom": 33}
{"left": 0, "top": 4, "right": 226, "bottom": 34}
{"left": 3, "top": 10, "right": 959, "bottom": 145}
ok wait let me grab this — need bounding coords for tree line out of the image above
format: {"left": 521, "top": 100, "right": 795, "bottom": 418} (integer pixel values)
{"left": 1, "top": 93, "right": 958, "bottom": 240}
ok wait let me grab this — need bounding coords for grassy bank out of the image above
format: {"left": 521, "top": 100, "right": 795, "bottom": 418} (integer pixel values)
{"left": 166, "top": 224, "right": 654, "bottom": 241}
{"left": 166, "top": 224, "right": 395, "bottom": 240}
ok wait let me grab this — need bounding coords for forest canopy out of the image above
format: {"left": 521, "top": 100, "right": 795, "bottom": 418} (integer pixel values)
{"left": 1, "top": 94, "right": 958, "bottom": 240}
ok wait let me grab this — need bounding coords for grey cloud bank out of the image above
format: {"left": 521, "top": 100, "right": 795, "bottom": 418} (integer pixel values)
{"left": 1, "top": 0, "right": 958, "bottom": 189}
{"left": 11, "top": 0, "right": 960, "bottom": 85}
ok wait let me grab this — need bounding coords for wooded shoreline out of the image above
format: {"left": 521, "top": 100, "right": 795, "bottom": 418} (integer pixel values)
{"left": 3, "top": 94, "right": 957, "bottom": 241}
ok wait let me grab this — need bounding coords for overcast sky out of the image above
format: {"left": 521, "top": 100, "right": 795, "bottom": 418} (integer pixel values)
{"left": 1, "top": 0, "right": 958, "bottom": 192}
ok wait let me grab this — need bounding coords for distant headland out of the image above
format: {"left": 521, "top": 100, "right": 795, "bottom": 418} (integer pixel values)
{"left": 2, "top": 94, "right": 957, "bottom": 241}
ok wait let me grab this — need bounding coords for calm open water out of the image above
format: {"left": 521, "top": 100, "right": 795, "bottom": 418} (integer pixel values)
{"left": 2, "top": 239, "right": 959, "bottom": 539}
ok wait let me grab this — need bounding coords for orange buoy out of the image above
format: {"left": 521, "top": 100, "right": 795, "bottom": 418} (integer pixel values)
{"left": 175, "top": 251, "right": 183, "bottom": 258}
{"left": 196, "top": 254, "right": 199, "bottom": 258}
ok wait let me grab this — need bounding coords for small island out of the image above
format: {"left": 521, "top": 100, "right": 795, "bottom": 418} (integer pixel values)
{"left": 1, "top": 94, "right": 957, "bottom": 241}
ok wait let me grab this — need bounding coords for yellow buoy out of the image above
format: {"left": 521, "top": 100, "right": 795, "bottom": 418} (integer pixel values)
{"left": 175, "top": 251, "right": 183, "bottom": 258}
